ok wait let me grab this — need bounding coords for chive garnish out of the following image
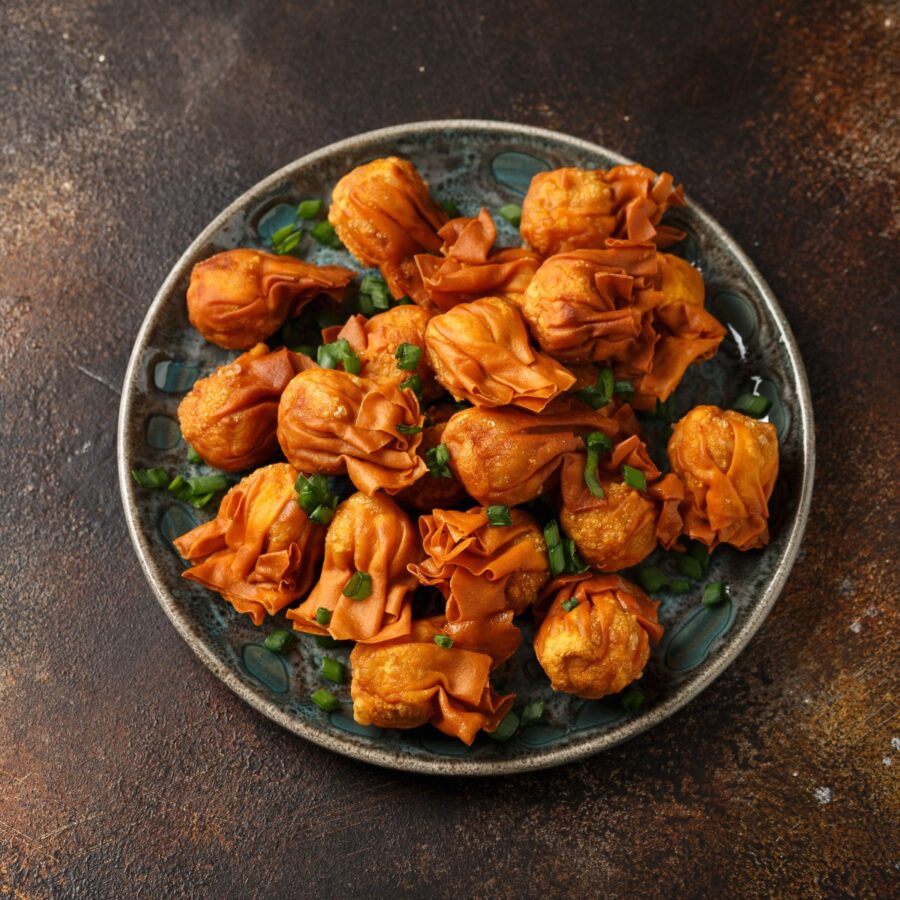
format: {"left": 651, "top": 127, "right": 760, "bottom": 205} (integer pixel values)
{"left": 399, "top": 373, "right": 423, "bottom": 399}
{"left": 315, "top": 635, "right": 341, "bottom": 649}
{"left": 359, "top": 275, "right": 391, "bottom": 312}
{"left": 677, "top": 554, "right": 704, "bottom": 581}
{"left": 622, "top": 465, "right": 647, "bottom": 491}
{"left": 561, "top": 597, "right": 580, "bottom": 612}
{"left": 321, "top": 657, "right": 346, "bottom": 684}
{"left": 397, "top": 423, "right": 423, "bottom": 435}
{"left": 614, "top": 379, "right": 634, "bottom": 397}
{"left": 621, "top": 686, "right": 645, "bottom": 713}
{"left": 544, "top": 520, "right": 565, "bottom": 576}
{"left": 687, "top": 540, "right": 710, "bottom": 571}
{"left": 637, "top": 565, "right": 668, "bottom": 594}
{"left": 295, "top": 473, "right": 339, "bottom": 526}
{"left": 702, "top": 582, "right": 729, "bottom": 606}
{"left": 667, "top": 578, "right": 691, "bottom": 595}
{"left": 584, "top": 431, "right": 612, "bottom": 498}
{"left": 264, "top": 629, "right": 294, "bottom": 653}
{"left": 342, "top": 570, "right": 373, "bottom": 601}
{"left": 310, "top": 688, "right": 340, "bottom": 711}
{"left": 310, "top": 220, "right": 343, "bottom": 249}
{"left": 498, "top": 204, "right": 522, "bottom": 227}
{"left": 297, "top": 199, "right": 323, "bottom": 220}
{"left": 186, "top": 446, "right": 203, "bottom": 464}
{"left": 486, "top": 505, "right": 512, "bottom": 527}
{"left": 395, "top": 342, "right": 422, "bottom": 371}
{"left": 315, "top": 607, "right": 332, "bottom": 627}
{"left": 317, "top": 338, "right": 361, "bottom": 375}
{"left": 131, "top": 467, "right": 169, "bottom": 489}
{"left": 519, "top": 701, "right": 544, "bottom": 727}
{"left": 270, "top": 222, "right": 303, "bottom": 255}
{"left": 733, "top": 394, "right": 771, "bottom": 418}
{"left": 563, "top": 538, "right": 588, "bottom": 574}
{"left": 488, "top": 710, "right": 520, "bottom": 742}
{"left": 425, "top": 444, "right": 453, "bottom": 478}
{"left": 575, "top": 367, "right": 617, "bottom": 409}
{"left": 433, "top": 634, "right": 453, "bottom": 650}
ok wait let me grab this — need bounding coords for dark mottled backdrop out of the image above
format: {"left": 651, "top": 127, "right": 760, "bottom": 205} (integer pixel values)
{"left": 1, "top": 0, "right": 897, "bottom": 897}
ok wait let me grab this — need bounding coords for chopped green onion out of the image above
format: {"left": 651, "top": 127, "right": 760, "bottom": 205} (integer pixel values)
{"left": 677, "top": 554, "right": 704, "bottom": 581}
{"left": 399, "top": 373, "right": 423, "bottom": 398}
{"left": 621, "top": 686, "right": 645, "bottom": 713}
{"left": 309, "top": 505, "right": 335, "bottom": 526}
{"left": 440, "top": 199, "right": 460, "bottom": 217}
{"left": 189, "top": 492, "right": 215, "bottom": 510}
{"left": 498, "top": 204, "right": 522, "bottom": 227}
{"left": 584, "top": 430, "right": 612, "bottom": 498}
{"left": 315, "top": 635, "right": 341, "bottom": 649}
{"left": 614, "top": 379, "right": 634, "bottom": 397}
{"left": 321, "top": 657, "right": 346, "bottom": 684}
{"left": 342, "top": 570, "right": 373, "bottom": 601}
{"left": 295, "top": 473, "right": 339, "bottom": 526}
{"left": 687, "top": 540, "right": 710, "bottom": 571}
{"left": 167, "top": 473, "right": 229, "bottom": 506}
{"left": 486, "top": 505, "right": 512, "bottom": 527}
{"left": 733, "top": 394, "right": 772, "bottom": 418}
{"left": 315, "top": 607, "right": 332, "bottom": 626}
{"left": 561, "top": 597, "right": 580, "bottom": 612}
{"left": 622, "top": 465, "right": 647, "bottom": 491}
{"left": 667, "top": 578, "right": 691, "bottom": 595}
{"left": 488, "top": 710, "right": 520, "bottom": 742}
{"left": 270, "top": 223, "right": 303, "bottom": 255}
{"left": 433, "top": 634, "right": 453, "bottom": 650}
{"left": 310, "top": 688, "right": 340, "bottom": 711}
{"left": 544, "top": 520, "right": 585, "bottom": 576}
{"left": 264, "top": 629, "right": 294, "bottom": 653}
{"left": 520, "top": 700, "right": 544, "bottom": 727}
{"left": 563, "top": 538, "right": 588, "bottom": 574}
{"left": 637, "top": 565, "right": 668, "bottom": 594}
{"left": 397, "top": 423, "right": 423, "bottom": 435}
{"left": 425, "top": 443, "right": 453, "bottom": 478}
{"left": 310, "top": 220, "right": 343, "bottom": 249}
{"left": 186, "top": 446, "right": 203, "bottom": 464}
{"left": 131, "top": 467, "right": 169, "bottom": 489}
{"left": 702, "top": 582, "right": 729, "bottom": 606}
{"left": 297, "top": 198, "right": 323, "bottom": 219}
{"left": 575, "top": 367, "right": 616, "bottom": 409}
{"left": 317, "top": 339, "right": 361, "bottom": 375}
{"left": 395, "top": 342, "right": 422, "bottom": 371}
{"left": 187, "top": 474, "right": 229, "bottom": 495}
{"left": 359, "top": 275, "right": 391, "bottom": 311}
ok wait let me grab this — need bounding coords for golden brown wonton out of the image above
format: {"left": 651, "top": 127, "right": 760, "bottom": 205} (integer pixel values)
{"left": 439, "top": 398, "right": 636, "bottom": 506}
{"left": 173, "top": 463, "right": 325, "bottom": 625}
{"left": 286, "top": 492, "right": 420, "bottom": 643}
{"left": 534, "top": 573, "right": 663, "bottom": 699}
{"left": 277, "top": 368, "right": 426, "bottom": 495}
{"left": 186, "top": 248, "right": 354, "bottom": 349}
{"left": 409, "top": 507, "right": 550, "bottom": 621}
{"left": 520, "top": 165, "right": 685, "bottom": 256}
{"left": 668, "top": 405, "right": 778, "bottom": 550}
{"left": 328, "top": 157, "right": 448, "bottom": 305}
{"left": 415, "top": 208, "right": 542, "bottom": 311}
{"left": 424, "top": 295, "right": 576, "bottom": 411}
{"left": 559, "top": 434, "right": 684, "bottom": 571}
{"left": 349, "top": 617, "right": 514, "bottom": 744}
{"left": 178, "top": 343, "right": 316, "bottom": 472}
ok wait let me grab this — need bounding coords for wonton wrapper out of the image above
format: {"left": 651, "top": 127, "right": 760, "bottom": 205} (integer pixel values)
{"left": 321, "top": 305, "right": 441, "bottom": 402}
{"left": 520, "top": 165, "right": 685, "bottom": 256}
{"left": 668, "top": 405, "right": 779, "bottom": 550}
{"left": 559, "top": 435, "right": 684, "bottom": 571}
{"left": 350, "top": 617, "right": 514, "bottom": 744}
{"left": 173, "top": 463, "right": 325, "bottom": 625}
{"left": 178, "top": 343, "right": 316, "bottom": 472}
{"left": 286, "top": 492, "right": 420, "bottom": 643}
{"left": 186, "top": 249, "right": 354, "bottom": 349}
{"left": 424, "top": 295, "right": 576, "bottom": 411}
{"left": 520, "top": 242, "right": 663, "bottom": 372}
{"left": 440, "top": 399, "right": 634, "bottom": 506}
{"left": 409, "top": 508, "right": 550, "bottom": 621}
{"left": 629, "top": 254, "right": 726, "bottom": 409}
{"left": 328, "top": 157, "right": 448, "bottom": 305}
{"left": 415, "top": 208, "right": 542, "bottom": 311}
{"left": 395, "top": 409, "right": 470, "bottom": 512}
{"left": 277, "top": 368, "right": 426, "bottom": 496}
{"left": 534, "top": 573, "right": 663, "bottom": 699}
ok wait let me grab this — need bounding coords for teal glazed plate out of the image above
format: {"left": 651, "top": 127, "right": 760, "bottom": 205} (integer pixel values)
{"left": 117, "top": 121, "right": 814, "bottom": 775}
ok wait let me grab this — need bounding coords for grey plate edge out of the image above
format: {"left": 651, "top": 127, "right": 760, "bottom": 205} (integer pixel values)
{"left": 116, "top": 119, "right": 815, "bottom": 777}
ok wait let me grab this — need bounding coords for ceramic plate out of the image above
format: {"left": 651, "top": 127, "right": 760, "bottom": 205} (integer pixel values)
{"left": 118, "top": 121, "right": 814, "bottom": 775}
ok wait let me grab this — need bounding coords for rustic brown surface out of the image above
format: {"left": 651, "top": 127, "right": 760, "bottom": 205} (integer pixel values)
{"left": 1, "top": 1, "right": 898, "bottom": 897}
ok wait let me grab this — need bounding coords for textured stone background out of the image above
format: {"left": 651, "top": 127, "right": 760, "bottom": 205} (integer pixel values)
{"left": 1, "top": 1, "right": 897, "bottom": 897}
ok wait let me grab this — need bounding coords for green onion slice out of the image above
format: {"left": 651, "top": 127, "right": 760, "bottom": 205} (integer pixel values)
{"left": 395, "top": 342, "right": 422, "bottom": 371}
{"left": 297, "top": 199, "right": 323, "bottom": 219}
{"left": 359, "top": 275, "right": 391, "bottom": 311}
{"left": 131, "top": 467, "right": 169, "bottom": 489}
{"left": 584, "top": 431, "right": 612, "bottom": 498}
{"left": 315, "top": 607, "right": 332, "bottom": 626}
{"left": 321, "top": 657, "right": 346, "bottom": 684}
{"left": 561, "top": 597, "right": 580, "bottom": 612}
{"left": 310, "top": 688, "right": 340, "bottom": 711}
{"left": 440, "top": 199, "right": 460, "bottom": 218}
{"left": 622, "top": 465, "right": 647, "bottom": 491}
{"left": 637, "top": 565, "right": 668, "bottom": 594}
{"left": 677, "top": 554, "right": 704, "bottom": 581}
{"left": 186, "top": 446, "right": 203, "bottom": 464}
{"left": 486, "top": 505, "right": 512, "bottom": 527}
{"left": 425, "top": 443, "right": 453, "bottom": 478}
{"left": 399, "top": 373, "right": 423, "bottom": 398}
{"left": 396, "top": 423, "right": 423, "bottom": 435}
{"left": 667, "top": 578, "right": 691, "bottom": 595}
{"left": 317, "top": 339, "right": 361, "bottom": 375}
{"left": 519, "top": 701, "right": 544, "bottom": 727}
{"left": 702, "top": 582, "right": 728, "bottom": 606}
{"left": 264, "top": 629, "right": 294, "bottom": 653}
{"left": 488, "top": 710, "right": 520, "bottom": 742}
{"left": 498, "top": 204, "right": 522, "bottom": 227}
{"left": 310, "top": 220, "right": 343, "bottom": 249}
{"left": 342, "top": 570, "right": 373, "bottom": 601}
{"left": 621, "top": 686, "right": 645, "bottom": 713}
{"left": 733, "top": 394, "right": 772, "bottom": 418}
{"left": 433, "top": 634, "right": 453, "bottom": 650}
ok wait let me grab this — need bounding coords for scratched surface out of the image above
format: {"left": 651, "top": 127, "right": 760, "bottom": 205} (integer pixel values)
{"left": 1, "top": 1, "right": 897, "bottom": 897}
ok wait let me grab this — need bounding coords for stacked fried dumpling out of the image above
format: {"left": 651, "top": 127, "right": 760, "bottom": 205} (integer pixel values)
{"left": 166, "top": 153, "right": 779, "bottom": 744}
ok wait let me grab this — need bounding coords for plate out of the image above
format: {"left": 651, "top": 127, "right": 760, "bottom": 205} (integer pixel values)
{"left": 117, "top": 121, "right": 814, "bottom": 775}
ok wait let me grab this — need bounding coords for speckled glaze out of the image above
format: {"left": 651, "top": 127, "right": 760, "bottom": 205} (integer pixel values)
{"left": 117, "top": 121, "right": 814, "bottom": 775}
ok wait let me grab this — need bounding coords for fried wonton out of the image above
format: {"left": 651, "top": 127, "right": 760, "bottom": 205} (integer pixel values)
{"left": 409, "top": 508, "right": 550, "bottom": 621}
{"left": 520, "top": 165, "right": 685, "bottom": 256}
{"left": 173, "top": 463, "right": 325, "bottom": 625}
{"left": 321, "top": 304, "right": 441, "bottom": 402}
{"left": 415, "top": 208, "right": 542, "bottom": 311}
{"left": 277, "top": 368, "right": 426, "bottom": 495}
{"left": 559, "top": 434, "right": 684, "bottom": 571}
{"left": 534, "top": 573, "right": 663, "bottom": 699}
{"left": 424, "top": 295, "right": 576, "bottom": 411}
{"left": 629, "top": 254, "right": 726, "bottom": 409}
{"left": 328, "top": 157, "right": 448, "bottom": 305}
{"left": 520, "top": 242, "right": 663, "bottom": 373}
{"left": 286, "top": 492, "right": 419, "bottom": 643}
{"left": 186, "top": 248, "right": 354, "bottom": 349}
{"left": 349, "top": 617, "right": 514, "bottom": 744}
{"left": 668, "top": 405, "right": 779, "bottom": 550}
{"left": 439, "top": 398, "right": 634, "bottom": 506}
{"left": 178, "top": 343, "right": 316, "bottom": 472}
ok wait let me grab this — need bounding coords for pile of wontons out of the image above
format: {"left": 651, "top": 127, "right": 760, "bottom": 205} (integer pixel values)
{"left": 168, "top": 156, "right": 779, "bottom": 744}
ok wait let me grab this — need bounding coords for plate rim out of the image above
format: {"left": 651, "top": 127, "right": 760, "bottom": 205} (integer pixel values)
{"left": 117, "top": 119, "right": 815, "bottom": 776}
